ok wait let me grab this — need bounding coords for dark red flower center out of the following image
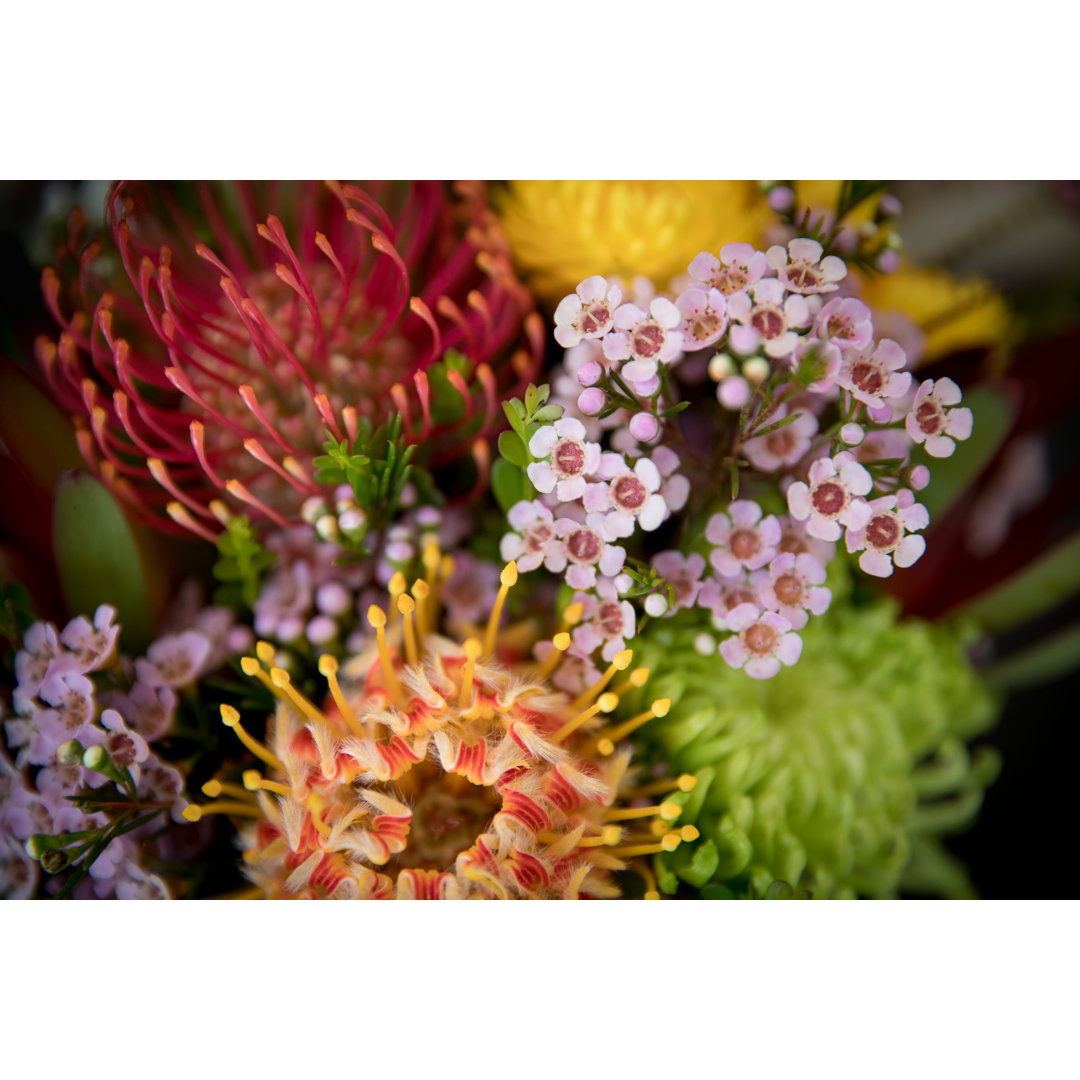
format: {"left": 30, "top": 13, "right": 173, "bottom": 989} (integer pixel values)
{"left": 866, "top": 514, "right": 901, "bottom": 550}
{"left": 916, "top": 400, "right": 942, "bottom": 435}
{"left": 730, "top": 528, "right": 760, "bottom": 561}
{"left": 774, "top": 573, "right": 803, "bottom": 607}
{"left": 632, "top": 323, "right": 665, "bottom": 359}
{"left": 612, "top": 474, "right": 647, "bottom": 511}
{"left": 811, "top": 481, "right": 846, "bottom": 517}
{"left": 751, "top": 305, "right": 785, "bottom": 339}
{"left": 745, "top": 622, "right": 778, "bottom": 655}
{"left": 553, "top": 439, "right": 586, "bottom": 477}
{"left": 567, "top": 529, "right": 601, "bottom": 563}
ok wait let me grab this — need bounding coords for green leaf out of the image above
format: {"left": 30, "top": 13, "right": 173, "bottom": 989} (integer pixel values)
{"left": 532, "top": 403, "right": 563, "bottom": 423}
{"left": 52, "top": 471, "right": 157, "bottom": 651}
{"left": 671, "top": 838, "right": 720, "bottom": 889}
{"left": 957, "top": 532, "right": 1080, "bottom": 632}
{"left": 497, "top": 430, "right": 530, "bottom": 469}
{"left": 491, "top": 458, "right": 532, "bottom": 515}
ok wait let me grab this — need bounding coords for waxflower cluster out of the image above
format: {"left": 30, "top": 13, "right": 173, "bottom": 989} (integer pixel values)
{"left": 509, "top": 233, "right": 973, "bottom": 680}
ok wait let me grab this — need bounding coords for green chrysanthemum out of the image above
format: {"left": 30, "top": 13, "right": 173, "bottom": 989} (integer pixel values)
{"left": 629, "top": 569, "right": 1000, "bottom": 899}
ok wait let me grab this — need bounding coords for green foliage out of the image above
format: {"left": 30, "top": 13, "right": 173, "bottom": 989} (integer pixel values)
{"left": 312, "top": 413, "right": 416, "bottom": 551}
{"left": 493, "top": 384, "right": 563, "bottom": 512}
{"left": 213, "top": 515, "right": 275, "bottom": 610}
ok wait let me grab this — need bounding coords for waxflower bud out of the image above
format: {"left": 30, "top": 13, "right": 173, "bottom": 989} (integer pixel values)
{"left": 708, "top": 353, "right": 735, "bottom": 382}
{"left": 41, "top": 849, "right": 71, "bottom": 875}
{"left": 56, "top": 739, "right": 85, "bottom": 766}
{"left": 742, "top": 357, "right": 770, "bottom": 385}
{"left": 577, "top": 388, "right": 606, "bottom": 415}
{"left": 83, "top": 744, "right": 123, "bottom": 784}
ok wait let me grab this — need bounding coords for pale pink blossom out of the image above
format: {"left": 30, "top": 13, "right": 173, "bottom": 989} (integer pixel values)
{"left": 602, "top": 299, "right": 684, "bottom": 382}
{"left": 58, "top": 605, "right": 120, "bottom": 672}
{"left": 553, "top": 276, "right": 622, "bottom": 348}
{"left": 585, "top": 455, "right": 667, "bottom": 537}
{"left": 757, "top": 552, "right": 831, "bottom": 630}
{"left": 905, "top": 378, "right": 974, "bottom": 458}
{"left": 698, "top": 576, "right": 764, "bottom": 627}
{"left": 776, "top": 513, "right": 837, "bottom": 566}
{"left": 527, "top": 417, "right": 603, "bottom": 502}
{"left": 743, "top": 406, "right": 818, "bottom": 472}
{"left": 815, "top": 296, "right": 874, "bottom": 351}
{"left": 766, "top": 238, "right": 846, "bottom": 295}
{"left": 835, "top": 339, "right": 911, "bottom": 410}
{"left": 675, "top": 286, "right": 728, "bottom": 351}
{"left": 554, "top": 515, "right": 626, "bottom": 590}
{"left": 14, "top": 622, "right": 79, "bottom": 708}
{"left": 442, "top": 552, "right": 501, "bottom": 630}
{"left": 718, "top": 605, "right": 802, "bottom": 679}
{"left": 844, "top": 489, "right": 929, "bottom": 577}
{"left": 652, "top": 446, "right": 690, "bottom": 512}
{"left": 651, "top": 551, "right": 707, "bottom": 613}
{"left": 786, "top": 453, "right": 873, "bottom": 542}
{"left": 134, "top": 630, "right": 212, "bottom": 688}
{"left": 717, "top": 374, "right": 753, "bottom": 409}
{"left": 727, "top": 279, "right": 811, "bottom": 360}
{"left": 791, "top": 337, "right": 843, "bottom": 394}
{"left": 688, "top": 243, "right": 768, "bottom": 295}
{"left": 571, "top": 580, "right": 636, "bottom": 662}
{"left": 705, "top": 500, "right": 782, "bottom": 577}
{"left": 500, "top": 500, "right": 564, "bottom": 573}
{"left": 533, "top": 641, "right": 601, "bottom": 697}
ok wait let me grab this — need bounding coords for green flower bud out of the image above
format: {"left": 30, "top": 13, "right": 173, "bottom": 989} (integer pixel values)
{"left": 82, "top": 744, "right": 123, "bottom": 784}
{"left": 56, "top": 739, "right": 85, "bottom": 766}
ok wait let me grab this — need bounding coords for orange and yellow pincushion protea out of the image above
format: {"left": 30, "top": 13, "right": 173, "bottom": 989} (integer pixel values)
{"left": 186, "top": 548, "right": 694, "bottom": 899}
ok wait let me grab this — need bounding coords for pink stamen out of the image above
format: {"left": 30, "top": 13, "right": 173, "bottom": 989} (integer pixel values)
{"left": 313, "top": 392, "right": 344, "bottom": 443}
{"left": 408, "top": 295, "right": 443, "bottom": 366}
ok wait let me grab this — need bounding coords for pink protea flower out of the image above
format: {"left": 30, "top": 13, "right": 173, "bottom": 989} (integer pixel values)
{"left": 765, "top": 238, "right": 847, "bottom": 294}
{"left": 602, "top": 298, "right": 684, "bottom": 382}
{"left": 675, "top": 286, "right": 728, "bottom": 351}
{"left": 38, "top": 182, "right": 542, "bottom": 538}
{"left": 718, "top": 604, "right": 802, "bottom": 679}
{"left": 705, "top": 500, "right": 782, "bottom": 577}
{"left": 742, "top": 405, "right": 818, "bottom": 473}
{"left": 527, "top": 417, "right": 602, "bottom": 502}
{"left": 554, "top": 276, "right": 622, "bottom": 348}
{"left": 815, "top": 296, "right": 874, "bottom": 351}
{"left": 786, "top": 452, "right": 873, "bottom": 542}
{"left": 727, "top": 279, "right": 812, "bottom": 360}
{"left": 757, "top": 552, "right": 831, "bottom": 630}
{"left": 688, "top": 243, "right": 768, "bottom": 295}
{"left": 845, "top": 489, "right": 930, "bottom": 577}
{"left": 835, "top": 338, "right": 911, "bottom": 410}
{"left": 905, "top": 378, "right": 974, "bottom": 458}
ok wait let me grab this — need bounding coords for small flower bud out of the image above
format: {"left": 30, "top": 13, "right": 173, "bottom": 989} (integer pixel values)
{"left": 883, "top": 231, "right": 903, "bottom": 251}
{"left": 876, "top": 249, "right": 901, "bottom": 274}
{"left": 577, "top": 360, "right": 602, "bottom": 387}
{"left": 315, "top": 514, "right": 340, "bottom": 542}
{"left": 301, "top": 496, "right": 327, "bottom": 524}
{"left": 644, "top": 593, "right": 668, "bottom": 617}
{"left": 628, "top": 412, "right": 659, "bottom": 442}
{"left": 577, "top": 387, "right": 606, "bottom": 416}
{"left": 718, "top": 376, "right": 751, "bottom": 410}
{"left": 338, "top": 507, "right": 367, "bottom": 537}
{"left": 908, "top": 464, "right": 931, "bottom": 491}
{"left": 840, "top": 422, "right": 865, "bottom": 446}
{"left": 742, "top": 357, "right": 770, "bottom": 385}
{"left": 693, "top": 632, "right": 716, "bottom": 656}
{"left": 41, "top": 849, "right": 71, "bottom": 875}
{"left": 83, "top": 744, "right": 123, "bottom": 784}
{"left": 708, "top": 353, "right": 735, "bottom": 382}
{"left": 858, "top": 221, "right": 878, "bottom": 241}
{"left": 767, "top": 186, "right": 795, "bottom": 212}
{"left": 879, "top": 194, "right": 903, "bottom": 218}
{"left": 306, "top": 616, "right": 338, "bottom": 646}
{"left": 24, "top": 834, "right": 55, "bottom": 860}
{"left": 56, "top": 739, "right": 85, "bottom": 766}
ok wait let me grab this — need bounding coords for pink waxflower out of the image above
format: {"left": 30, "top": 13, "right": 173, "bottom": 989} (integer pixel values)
{"left": 727, "top": 279, "right": 811, "bottom": 360}
{"left": 500, "top": 500, "right": 565, "bottom": 573}
{"left": 86, "top": 709, "right": 151, "bottom": 789}
{"left": 675, "top": 286, "right": 728, "bottom": 351}
{"left": 651, "top": 551, "right": 707, "bottom": 613}
{"left": 698, "top": 576, "right": 765, "bottom": 628}
{"left": 845, "top": 489, "right": 930, "bottom": 577}
{"left": 742, "top": 406, "right": 818, "bottom": 472}
{"left": 776, "top": 512, "right": 837, "bottom": 566}
{"left": 553, "top": 514, "right": 626, "bottom": 590}
{"left": 134, "top": 630, "right": 212, "bottom": 688}
{"left": 835, "top": 339, "right": 911, "bottom": 410}
{"left": 791, "top": 337, "right": 843, "bottom": 394}
{"left": 533, "top": 640, "right": 602, "bottom": 698}
{"left": 602, "top": 298, "right": 684, "bottom": 382}
{"left": 35, "top": 670, "right": 97, "bottom": 747}
{"left": 905, "top": 378, "right": 974, "bottom": 458}
{"left": 705, "top": 500, "right": 782, "bottom": 577}
{"left": 584, "top": 455, "right": 667, "bottom": 537}
{"left": 527, "top": 417, "right": 602, "bottom": 502}
{"left": 766, "top": 238, "right": 847, "bottom": 294}
{"left": 571, "top": 580, "right": 636, "bottom": 662}
{"left": 554, "top": 276, "right": 623, "bottom": 348}
{"left": 757, "top": 552, "right": 831, "bottom": 630}
{"left": 688, "top": 243, "right": 768, "bottom": 295}
{"left": 815, "top": 296, "right": 874, "bottom": 351}
{"left": 442, "top": 552, "right": 501, "bottom": 630}
{"left": 14, "top": 622, "right": 80, "bottom": 709}
{"left": 786, "top": 453, "right": 873, "bottom": 542}
{"left": 652, "top": 445, "right": 690, "bottom": 512}
{"left": 58, "top": 605, "right": 120, "bottom": 672}
{"left": 719, "top": 605, "right": 803, "bottom": 679}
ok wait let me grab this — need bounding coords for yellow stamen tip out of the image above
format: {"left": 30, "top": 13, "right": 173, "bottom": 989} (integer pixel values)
{"left": 597, "top": 738, "right": 615, "bottom": 756}
{"left": 500, "top": 561, "right": 519, "bottom": 587}
{"left": 318, "top": 654, "right": 339, "bottom": 676}
{"left": 270, "top": 666, "right": 290, "bottom": 687}
{"left": 201, "top": 780, "right": 223, "bottom": 798}
{"left": 440, "top": 554, "right": 455, "bottom": 578}
{"left": 628, "top": 667, "right": 650, "bottom": 687}
{"left": 644, "top": 890, "right": 661, "bottom": 901}
{"left": 661, "top": 832, "right": 682, "bottom": 852}
{"left": 389, "top": 571, "right": 406, "bottom": 594}
{"left": 660, "top": 801, "right": 682, "bottom": 821}
{"left": 239, "top": 657, "right": 260, "bottom": 677}
{"left": 182, "top": 805, "right": 203, "bottom": 822}
{"left": 612, "top": 649, "right": 633, "bottom": 670}
{"left": 652, "top": 698, "right": 672, "bottom": 718}
{"left": 552, "top": 632, "right": 571, "bottom": 651}
{"left": 422, "top": 540, "right": 441, "bottom": 571}
{"left": 602, "top": 825, "right": 622, "bottom": 845}
{"left": 677, "top": 774, "right": 697, "bottom": 792}
{"left": 242, "top": 770, "right": 261, "bottom": 791}
{"left": 597, "top": 692, "right": 619, "bottom": 713}
{"left": 255, "top": 640, "right": 275, "bottom": 664}
{"left": 397, "top": 594, "right": 416, "bottom": 614}
{"left": 680, "top": 825, "right": 700, "bottom": 842}
{"left": 563, "top": 601, "right": 584, "bottom": 626}
{"left": 464, "top": 638, "right": 483, "bottom": 660}
{"left": 220, "top": 704, "right": 240, "bottom": 727}
{"left": 367, "top": 605, "right": 387, "bottom": 629}
{"left": 412, "top": 579, "right": 430, "bottom": 601}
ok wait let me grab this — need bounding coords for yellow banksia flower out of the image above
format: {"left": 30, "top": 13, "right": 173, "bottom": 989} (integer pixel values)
{"left": 497, "top": 181, "right": 773, "bottom": 305}
{"left": 186, "top": 550, "right": 691, "bottom": 898}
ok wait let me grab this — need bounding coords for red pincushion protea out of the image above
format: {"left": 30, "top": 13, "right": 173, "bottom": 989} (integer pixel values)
{"left": 37, "top": 181, "right": 544, "bottom": 538}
